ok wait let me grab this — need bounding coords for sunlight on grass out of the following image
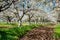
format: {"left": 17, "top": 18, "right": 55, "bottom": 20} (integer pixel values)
{"left": 54, "top": 23, "right": 60, "bottom": 38}
{"left": 0, "top": 21, "right": 18, "bottom": 27}
{"left": 0, "top": 23, "right": 42, "bottom": 40}
{"left": 0, "top": 21, "right": 58, "bottom": 40}
{"left": 54, "top": 23, "right": 60, "bottom": 27}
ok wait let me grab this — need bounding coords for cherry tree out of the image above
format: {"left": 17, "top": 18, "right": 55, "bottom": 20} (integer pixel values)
{"left": 0, "top": 0, "right": 18, "bottom": 12}
{"left": 12, "top": 0, "right": 39, "bottom": 26}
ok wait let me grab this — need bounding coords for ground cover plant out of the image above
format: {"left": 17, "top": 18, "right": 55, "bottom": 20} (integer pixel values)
{"left": 54, "top": 23, "right": 60, "bottom": 39}
{"left": 0, "top": 23, "right": 42, "bottom": 40}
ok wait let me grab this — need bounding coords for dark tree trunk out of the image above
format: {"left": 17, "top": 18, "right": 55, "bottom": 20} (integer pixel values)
{"left": 6, "top": 16, "right": 11, "bottom": 24}
{"left": 28, "top": 15, "right": 31, "bottom": 24}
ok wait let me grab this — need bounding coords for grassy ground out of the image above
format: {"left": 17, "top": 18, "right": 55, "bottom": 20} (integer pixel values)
{"left": 0, "top": 21, "right": 60, "bottom": 40}
{"left": 0, "top": 22, "right": 50, "bottom": 27}
{"left": 54, "top": 23, "right": 60, "bottom": 38}
{"left": 0, "top": 22, "right": 18, "bottom": 28}
{"left": 0, "top": 22, "right": 42, "bottom": 40}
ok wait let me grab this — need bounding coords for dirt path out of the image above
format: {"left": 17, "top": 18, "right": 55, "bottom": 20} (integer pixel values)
{"left": 18, "top": 26, "right": 54, "bottom": 40}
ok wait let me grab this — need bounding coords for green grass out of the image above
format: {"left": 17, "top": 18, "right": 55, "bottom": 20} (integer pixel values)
{"left": 0, "top": 22, "right": 52, "bottom": 40}
{"left": 0, "top": 22, "right": 18, "bottom": 27}
{"left": 0, "top": 22, "right": 60, "bottom": 40}
{"left": 0, "top": 23, "right": 41, "bottom": 40}
{"left": 54, "top": 23, "right": 60, "bottom": 38}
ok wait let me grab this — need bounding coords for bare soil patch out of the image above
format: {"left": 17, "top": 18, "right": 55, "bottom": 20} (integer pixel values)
{"left": 18, "top": 26, "right": 54, "bottom": 40}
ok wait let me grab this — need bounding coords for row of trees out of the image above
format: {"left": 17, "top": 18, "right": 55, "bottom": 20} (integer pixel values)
{"left": 0, "top": 0, "right": 40, "bottom": 26}
{"left": 0, "top": 0, "right": 59, "bottom": 26}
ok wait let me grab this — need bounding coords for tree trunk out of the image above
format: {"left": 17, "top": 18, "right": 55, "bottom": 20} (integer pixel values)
{"left": 18, "top": 20, "right": 22, "bottom": 27}
{"left": 28, "top": 15, "right": 31, "bottom": 25}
